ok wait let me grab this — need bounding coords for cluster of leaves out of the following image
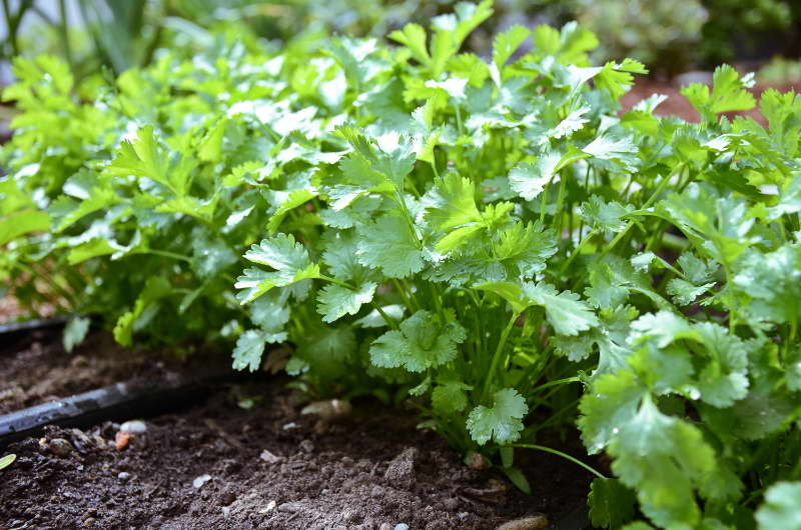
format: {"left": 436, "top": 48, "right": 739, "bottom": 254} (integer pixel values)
{"left": 3, "top": 2, "right": 801, "bottom": 528}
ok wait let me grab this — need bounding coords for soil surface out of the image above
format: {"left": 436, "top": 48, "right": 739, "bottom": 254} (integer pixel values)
{"left": 0, "top": 326, "right": 593, "bottom": 529}
{"left": 0, "top": 327, "right": 225, "bottom": 415}
{"left": 0, "top": 378, "right": 593, "bottom": 529}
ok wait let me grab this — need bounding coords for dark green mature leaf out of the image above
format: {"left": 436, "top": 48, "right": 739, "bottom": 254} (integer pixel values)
{"left": 522, "top": 282, "right": 599, "bottom": 336}
{"left": 357, "top": 213, "right": 424, "bottom": 278}
{"left": 317, "top": 282, "right": 377, "bottom": 323}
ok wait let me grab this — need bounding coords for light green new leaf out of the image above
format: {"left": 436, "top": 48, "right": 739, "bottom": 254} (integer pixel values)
{"left": 390, "top": 23, "right": 431, "bottom": 67}
{"left": 466, "top": 388, "right": 527, "bottom": 445}
{"left": 236, "top": 234, "right": 321, "bottom": 303}
{"left": 267, "top": 187, "right": 317, "bottom": 234}
{"left": 0, "top": 209, "right": 50, "bottom": 245}
{"left": 107, "top": 126, "right": 196, "bottom": 197}
{"left": 756, "top": 482, "right": 801, "bottom": 530}
{"left": 681, "top": 65, "right": 755, "bottom": 121}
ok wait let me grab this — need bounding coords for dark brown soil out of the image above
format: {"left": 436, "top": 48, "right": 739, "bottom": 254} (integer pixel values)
{"left": 0, "top": 327, "right": 593, "bottom": 529}
{"left": 0, "top": 381, "right": 592, "bottom": 529}
{"left": 0, "top": 327, "right": 226, "bottom": 415}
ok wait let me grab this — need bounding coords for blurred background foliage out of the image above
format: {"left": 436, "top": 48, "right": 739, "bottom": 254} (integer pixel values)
{"left": 0, "top": 0, "right": 800, "bottom": 90}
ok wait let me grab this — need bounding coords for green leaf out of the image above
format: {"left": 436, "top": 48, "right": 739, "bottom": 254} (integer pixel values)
{"left": 579, "top": 196, "right": 635, "bottom": 235}
{"left": 295, "top": 326, "right": 356, "bottom": 378}
{"left": 107, "top": 126, "right": 196, "bottom": 196}
{"left": 0, "top": 454, "right": 16, "bottom": 471}
{"left": 509, "top": 146, "right": 588, "bottom": 201}
{"left": 232, "top": 329, "right": 268, "bottom": 372}
{"left": 316, "top": 282, "right": 377, "bottom": 323}
{"left": 492, "top": 25, "right": 529, "bottom": 68}
{"left": 267, "top": 187, "right": 317, "bottom": 235}
{"left": 466, "top": 388, "right": 527, "bottom": 445}
{"left": 63, "top": 316, "right": 90, "bottom": 353}
{"left": 681, "top": 65, "right": 756, "bottom": 121}
{"left": 588, "top": 477, "right": 637, "bottom": 529}
{"left": 370, "top": 310, "right": 466, "bottom": 372}
{"left": 582, "top": 133, "right": 639, "bottom": 171}
{"left": 756, "top": 482, "right": 801, "bottom": 530}
{"left": 432, "top": 380, "right": 472, "bottom": 414}
{"left": 236, "top": 234, "right": 321, "bottom": 303}
{"left": 0, "top": 209, "right": 50, "bottom": 245}
{"left": 522, "top": 281, "right": 599, "bottom": 336}
{"left": 357, "top": 213, "right": 423, "bottom": 278}
{"left": 390, "top": 23, "right": 431, "bottom": 68}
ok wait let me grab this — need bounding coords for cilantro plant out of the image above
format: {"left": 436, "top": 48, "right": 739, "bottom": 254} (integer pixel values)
{"left": 2, "top": 2, "right": 801, "bottom": 528}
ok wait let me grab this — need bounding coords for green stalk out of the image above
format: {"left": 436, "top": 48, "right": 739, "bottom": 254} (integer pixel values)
{"left": 560, "top": 229, "right": 596, "bottom": 276}
{"left": 529, "top": 376, "right": 580, "bottom": 395}
{"left": 482, "top": 312, "right": 518, "bottom": 401}
{"left": 146, "top": 249, "right": 192, "bottom": 263}
{"left": 512, "top": 444, "right": 605, "bottom": 479}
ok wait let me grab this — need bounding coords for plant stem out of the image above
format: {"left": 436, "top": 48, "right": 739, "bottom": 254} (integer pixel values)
{"left": 512, "top": 444, "right": 606, "bottom": 479}
{"left": 146, "top": 249, "right": 192, "bottom": 263}
{"left": 482, "top": 312, "right": 518, "bottom": 401}
{"left": 530, "top": 376, "right": 581, "bottom": 395}
{"left": 560, "top": 229, "right": 596, "bottom": 275}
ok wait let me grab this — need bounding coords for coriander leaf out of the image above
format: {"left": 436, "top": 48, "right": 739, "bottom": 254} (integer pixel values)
{"left": 492, "top": 25, "right": 529, "bottom": 68}
{"left": 588, "top": 478, "right": 637, "bottom": 529}
{"left": 63, "top": 316, "right": 90, "bottom": 353}
{"left": 432, "top": 380, "right": 472, "bottom": 414}
{"left": 509, "top": 146, "right": 588, "bottom": 201}
{"left": 426, "top": 172, "right": 481, "bottom": 231}
{"left": 369, "top": 310, "right": 466, "bottom": 372}
{"left": 466, "top": 388, "right": 527, "bottom": 445}
{"left": 267, "top": 187, "right": 317, "bottom": 234}
{"left": 316, "top": 282, "right": 377, "bottom": 323}
{"left": 582, "top": 133, "right": 639, "bottom": 171}
{"left": 522, "top": 281, "right": 599, "bottom": 336}
{"left": 389, "top": 23, "right": 431, "bottom": 67}
{"left": 295, "top": 326, "right": 355, "bottom": 379}
{"left": 756, "top": 482, "right": 801, "bottom": 530}
{"left": 665, "top": 279, "right": 713, "bottom": 306}
{"left": 356, "top": 213, "right": 423, "bottom": 278}
{"left": 580, "top": 195, "right": 635, "bottom": 235}
{"left": 235, "top": 234, "right": 321, "bottom": 303}
{"left": 681, "top": 65, "right": 755, "bottom": 121}
{"left": 232, "top": 329, "right": 268, "bottom": 372}
{"left": 107, "top": 126, "right": 196, "bottom": 197}
{"left": 355, "top": 304, "right": 406, "bottom": 328}
{"left": 493, "top": 221, "right": 558, "bottom": 277}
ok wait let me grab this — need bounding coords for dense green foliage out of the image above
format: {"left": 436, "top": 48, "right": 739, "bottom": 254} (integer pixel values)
{"left": 3, "top": 2, "right": 801, "bottom": 528}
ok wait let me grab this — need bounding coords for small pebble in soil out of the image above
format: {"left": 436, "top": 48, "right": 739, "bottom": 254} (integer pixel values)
{"left": 394, "top": 524, "right": 409, "bottom": 530}
{"left": 259, "top": 449, "right": 283, "bottom": 464}
{"left": 117, "top": 472, "right": 131, "bottom": 481}
{"left": 115, "top": 432, "right": 132, "bottom": 451}
{"left": 192, "top": 474, "right": 212, "bottom": 489}
{"left": 48, "top": 438, "right": 73, "bottom": 457}
{"left": 119, "top": 420, "right": 147, "bottom": 434}
{"left": 496, "top": 514, "right": 550, "bottom": 530}
{"left": 301, "top": 399, "right": 353, "bottom": 421}
{"left": 300, "top": 439, "right": 315, "bottom": 453}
